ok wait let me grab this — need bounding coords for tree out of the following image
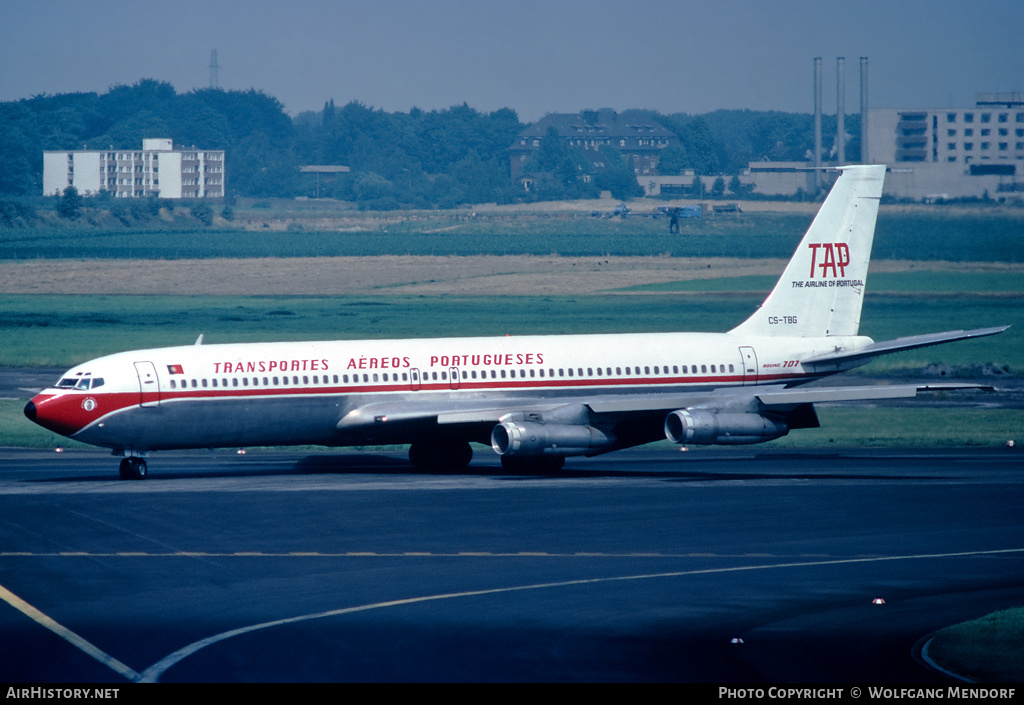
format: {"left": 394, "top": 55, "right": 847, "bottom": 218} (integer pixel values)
{"left": 687, "top": 177, "right": 704, "bottom": 199}
{"left": 711, "top": 176, "right": 726, "bottom": 198}
{"left": 728, "top": 175, "right": 754, "bottom": 197}
{"left": 190, "top": 201, "right": 213, "bottom": 226}
{"left": 657, "top": 145, "right": 688, "bottom": 175}
{"left": 56, "top": 186, "right": 82, "bottom": 220}
{"left": 594, "top": 145, "right": 643, "bottom": 201}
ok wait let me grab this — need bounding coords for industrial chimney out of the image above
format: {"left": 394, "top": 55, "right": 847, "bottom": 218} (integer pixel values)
{"left": 814, "top": 57, "right": 822, "bottom": 193}
{"left": 837, "top": 57, "right": 845, "bottom": 165}
{"left": 860, "top": 57, "right": 869, "bottom": 163}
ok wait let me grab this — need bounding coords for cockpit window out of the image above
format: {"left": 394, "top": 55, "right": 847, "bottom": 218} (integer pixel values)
{"left": 56, "top": 376, "right": 103, "bottom": 390}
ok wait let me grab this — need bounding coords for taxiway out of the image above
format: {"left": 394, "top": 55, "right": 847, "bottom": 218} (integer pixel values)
{"left": 0, "top": 447, "right": 1021, "bottom": 682}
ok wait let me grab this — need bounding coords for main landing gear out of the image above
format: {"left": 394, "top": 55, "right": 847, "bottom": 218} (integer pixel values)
{"left": 118, "top": 457, "right": 148, "bottom": 480}
{"left": 408, "top": 441, "right": 473, "bottom": 470}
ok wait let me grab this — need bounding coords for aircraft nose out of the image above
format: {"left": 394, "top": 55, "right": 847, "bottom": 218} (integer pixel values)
{"left": 23, "top": 394, "right": 87, "bottom": 437}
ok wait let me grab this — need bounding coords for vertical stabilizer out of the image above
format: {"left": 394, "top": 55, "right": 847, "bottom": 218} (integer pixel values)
{"left": 729, "top": 165, "right": 885, "bottom": 338}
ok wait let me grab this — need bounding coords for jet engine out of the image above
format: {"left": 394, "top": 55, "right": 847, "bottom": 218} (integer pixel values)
{"left": 491, "top": 421, "right": 614, "bottom": 457}
{"left": 664, "top": 409, "right": 789, "bottom": 446}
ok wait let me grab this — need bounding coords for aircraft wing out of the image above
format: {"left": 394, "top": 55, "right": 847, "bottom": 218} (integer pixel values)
{"left": 580, "top": 382, "right": 995, "bottom": 412}
{"left": 803, "top": 326, "right": 1008, "bottom": 370}
{"left": 337, "top": 385, "right": 764, "bottom": 432}
{"left": 336, "top": 381, "right": 997, "bottom": 436}
{"left": 753, "top": 382, "right": 996, "bottom": 406}
{"left": 336, "top": 398, "right": 556, "bottom": 429}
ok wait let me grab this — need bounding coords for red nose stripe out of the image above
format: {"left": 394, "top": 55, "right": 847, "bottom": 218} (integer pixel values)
{"left": 27, "top": 393, "right": 137, "bottom": 437}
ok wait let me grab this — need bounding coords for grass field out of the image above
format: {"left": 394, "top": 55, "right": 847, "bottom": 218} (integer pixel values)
{"left": 927, "top": 607, "right": 1024, "bottom": 682}
{"left": 1, "top": 292, "right": 1019, "bottom": 369}
{"left": 3, "top": 203, "right": 1021, "bottom": 449}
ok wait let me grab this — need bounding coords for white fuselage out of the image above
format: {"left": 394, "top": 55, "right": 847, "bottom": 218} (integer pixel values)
{"left": 30, "top": 330, "right": 871, "bottom": 454}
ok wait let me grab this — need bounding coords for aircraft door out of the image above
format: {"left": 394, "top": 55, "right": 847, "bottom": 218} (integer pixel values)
{"left": 738, "top": 346, "right": 758, "bottom": 386}
{"left": 449, "top": 367, "right": 461, "bottom": 390}
{"left": 134, "top": 361, "right": 161, "bottom": 407}
{"left": 410, "top": 368, "right": 421, "bottom": 391}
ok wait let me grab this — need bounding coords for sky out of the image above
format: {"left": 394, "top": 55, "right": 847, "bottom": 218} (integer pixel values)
{"left": 2, "top": 0, "right": 1023, "bottom": 122}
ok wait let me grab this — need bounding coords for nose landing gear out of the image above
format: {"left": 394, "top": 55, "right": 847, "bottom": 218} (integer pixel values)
{"left": 118, "top": 457, "right": 148, "bottom": 480}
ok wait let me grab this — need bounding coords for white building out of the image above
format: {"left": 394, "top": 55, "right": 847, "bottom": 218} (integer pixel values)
{"left": 44, "top": 138, "right": 225, "bottom": 199}
{"left": 866, "top": 93, "right": 1024, "bottom": 200}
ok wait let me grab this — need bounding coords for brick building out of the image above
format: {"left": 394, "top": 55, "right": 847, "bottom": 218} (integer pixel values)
{"left": 510, "top": 109, "right": 679, "bottom": 179}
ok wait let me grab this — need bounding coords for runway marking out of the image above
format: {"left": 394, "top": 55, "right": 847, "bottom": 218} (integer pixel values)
{"left": 1, "top": 548, "right": 1023, "bottom": 560}
{"left": 0, "top": 550, "right": 935, "bottom": 558}
{"left": 0, "top": 582, "right": 141, "bottom": 682}
{"left": 138, "top": 546, "right": 1024, "bottom": 683}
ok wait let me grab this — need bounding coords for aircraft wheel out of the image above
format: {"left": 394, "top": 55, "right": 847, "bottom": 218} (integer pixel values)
{"left": 409, "top": 442, "right": 472, "bottom": 470}
{"left": 500, "top": 455, "right": 565, "bottom": 474}
{"left": 446, "top": 441, "right": 473, "bottom": 469}
{"left": 540, "top": 455, "right": 566, "bottom": 473}
{"left": 408, "top": 442, "right": 429, "bottom": 468}
{"left": 119, "top": 457, "right": 148, "bottom": 480}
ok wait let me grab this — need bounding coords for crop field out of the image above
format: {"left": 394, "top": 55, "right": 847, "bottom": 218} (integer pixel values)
{"left": 1, "top": 209, "right": 1022, "bottom": 261}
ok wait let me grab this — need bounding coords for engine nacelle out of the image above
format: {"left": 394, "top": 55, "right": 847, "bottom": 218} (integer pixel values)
{"left": 491, "top": 421, "right": 613, "bottom": 457}
{"left": 664, "top": 409, "right": 789, "bottom": 446}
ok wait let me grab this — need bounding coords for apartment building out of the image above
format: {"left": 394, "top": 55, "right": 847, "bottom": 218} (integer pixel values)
{"left": 866, "top": 93, "right": 1024, "bottom": 199}
{"left": 43, "top": 138, "right": 225, "bottom": 199}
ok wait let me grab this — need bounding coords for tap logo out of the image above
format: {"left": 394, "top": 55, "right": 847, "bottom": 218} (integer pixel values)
{"left": 807, "top": 242, "right": 850, "bottom": 278}
{"left": 82, "top": 397, "right": 97, "bottom": 412}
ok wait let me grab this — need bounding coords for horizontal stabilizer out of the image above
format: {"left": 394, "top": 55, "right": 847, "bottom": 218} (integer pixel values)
{"left": 803, "top": 326, "right": 1009, "bottom": 368}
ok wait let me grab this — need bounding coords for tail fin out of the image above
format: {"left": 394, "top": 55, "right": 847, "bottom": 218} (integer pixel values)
{"left": 729, "top": 164, "right": 885, "bottom": 338}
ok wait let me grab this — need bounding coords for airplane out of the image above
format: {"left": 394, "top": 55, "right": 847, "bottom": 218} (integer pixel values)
{"left": 24, "top": 165, "right": 1007, "bottom": 480}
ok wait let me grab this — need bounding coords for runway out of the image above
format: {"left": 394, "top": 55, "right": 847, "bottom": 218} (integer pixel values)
{"left": 1, "top": 447, "right": 1021, "bottom": 682}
